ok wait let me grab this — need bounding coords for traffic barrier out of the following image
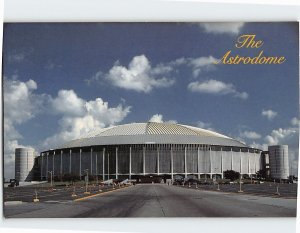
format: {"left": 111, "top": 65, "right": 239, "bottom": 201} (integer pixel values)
{"left": 275, "top": 185, "right": 280, "bottom": 196}
{"left": 71, "top": 185, "right": 77, "bottom": 197}
{"left": 238, "top": 182, "right": 243, "bottom": 193}
{"left": 33, "top": 189, "right": 39, "bottom": 202}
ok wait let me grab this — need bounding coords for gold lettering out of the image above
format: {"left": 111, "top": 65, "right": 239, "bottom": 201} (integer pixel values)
{"left": 235, "top": 34, "right": 264, "bottom": 49}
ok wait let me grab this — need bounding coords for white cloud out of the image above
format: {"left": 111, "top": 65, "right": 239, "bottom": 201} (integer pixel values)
{"left": 262, "top": 109, "right": 277, "bottom": 120}
{"left": 43, "top": 90, "right": 131, "bottom": 149}
{"left": 291, "top": 117, "right": 300, "bottom": 126}
{"left": 171, "top": 56, "right": 219, "bottom": 77}
{"left": 240, "top": 131, "right": 261, "bottom": 140}
{"left": 200, "top": 23, "right": 245, "bottom": 35}
{"left": 149, "top": 114, "right": 163, "bottom": 123}
{"left": 105, "top": 55, "right": 175, "bottom": 93}
{"left": 149, "top": 114, "right": 177, "bottom": 124}
{"left": 246, "top": 118, "right": 299, "bottom": 175}
{"left": 197, "top": 121, "right": 214, "bottom": 131}
{"left": 188, "top": 56, "right": 219, "bottom": 77}
{"left": 3, "top": 77, "right": 42, "bottom": 179}
{"left": 8, "top": 53, "right": 26, "bottom": 63}
{"left": 51, "top": 90, "right": 85, "bottom": 116}
{"left": 264, "top": 124, "right": 299, "bottom": 176}
{"left": 265, "top": 128, "right": 297, "bottom": 146}
{"left": 187, "top": 79, "right": 248, "bottom": 99}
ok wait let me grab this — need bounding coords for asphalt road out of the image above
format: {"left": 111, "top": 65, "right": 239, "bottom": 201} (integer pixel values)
{"left": 4, "top": 184, "right": 297, "bottom": 217}
{"left": 180, "top": 183, "right": 297, "bottom": 198}
{"left": 4, "top": 183, "right": 115, "bottom": 202}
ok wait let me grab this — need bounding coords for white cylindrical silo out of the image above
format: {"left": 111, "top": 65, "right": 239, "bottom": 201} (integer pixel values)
{"left": 268, "top": 145, "right": 290, "bottom": 179}
{"left": 15, "top": 147, "right": 35, "bottom": 182}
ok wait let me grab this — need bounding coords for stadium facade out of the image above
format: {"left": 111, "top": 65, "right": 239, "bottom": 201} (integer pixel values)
{"left": 35, "top": 122, "right": 269, "bottom": 181}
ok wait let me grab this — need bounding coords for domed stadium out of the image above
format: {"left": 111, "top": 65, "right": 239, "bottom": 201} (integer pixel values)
{"left": 38, "top": 122, "right": 262, "bottom": 181}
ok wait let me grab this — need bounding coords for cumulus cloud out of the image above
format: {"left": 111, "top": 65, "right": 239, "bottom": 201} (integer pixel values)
{"left": 187, "top": 79, "right": 248, "bottom": 99}
{"left": 265, "top": 124, "right": 299, "bottom": 175}
{"left": 43, "top": 90, "right": 131, "bottom": 148}
{"left": 3, "top": 77, "right": 43, "bottom": 179}
{"left": 291, "top": 117, "right": 300, "bottom": 126}
{"left": 170, "top": 56, "right": 219, "bottom": 77}
{"left": 197, "top": 121, "right": 214, "bottom": 131}
{"left": 262, "top": 109, "right": 277, "bottom": 120}
{"left": 51, "top": 90, "right": 85, "bottom": 116}
{"left": 7, "top": 48, "right": 33, "bottom": 63}
{"left": 200, "top": 23, "right": 245, "bottom": 35}
{"left": 248, "top": 117, "right": 299, "bottom": 175}
{"left": 87, "top": 55, "right": 220, "bottom": 89}
{"left": 149, "top": 114, "right": 177, "bottom": 124}
{"left": 104, "top": 55, "right": 175, "bottom": 93}
{"left": 265, "top": 128, "right": 297, "bottom": 146}
{"left": 8, "top": 53, "right": 26, "bottom": 63}
{"left": 240, "top": 131, "right": 262, "bottom": 140}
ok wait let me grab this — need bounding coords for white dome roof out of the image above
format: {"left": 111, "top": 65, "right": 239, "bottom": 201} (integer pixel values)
{"left": 59, "top": 122, "right": 246, "bottom": 149}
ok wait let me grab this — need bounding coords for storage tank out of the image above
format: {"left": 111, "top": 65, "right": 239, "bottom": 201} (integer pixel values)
{"left": 15, "top": 147, "right": 35, "bottom": 181}
{"left": 268, "top": 145, "right": 290, "bottom": 179}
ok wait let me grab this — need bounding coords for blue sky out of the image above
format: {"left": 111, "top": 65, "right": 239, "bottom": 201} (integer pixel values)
{"left": 3, "top": 22, "right": 299, "bottom": 178}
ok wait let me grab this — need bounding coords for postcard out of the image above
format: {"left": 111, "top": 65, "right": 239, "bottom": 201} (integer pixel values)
{"left": 2, "top": 22, "right": 298, "bottom": 218}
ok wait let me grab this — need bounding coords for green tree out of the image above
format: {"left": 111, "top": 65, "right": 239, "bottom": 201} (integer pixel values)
{"left": 256, "top": 169, "right": 266, "bottom": 179}
{"left": 224, "top": 170, "right": 240, "bottom": 181}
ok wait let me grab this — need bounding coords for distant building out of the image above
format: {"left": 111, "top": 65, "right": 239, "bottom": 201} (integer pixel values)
{"left": 268, "top": 145, "right": 290, "bottom": 180}
{"left": 15, "top": 147, "right": 36, "bottom": 181}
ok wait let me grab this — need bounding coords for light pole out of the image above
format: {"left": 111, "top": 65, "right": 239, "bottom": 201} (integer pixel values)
{"left": 48, "top": 171, "right": 53, "bottom": 187}
{"left": 238, "top": 174, "right": 243, "bottom": 193}
{"left": 84, "top": 169, "right": 90, "bottom": 195}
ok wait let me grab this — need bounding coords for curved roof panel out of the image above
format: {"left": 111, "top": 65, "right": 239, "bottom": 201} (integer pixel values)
{"left": 59, "top": 122, "right": 247, "bottom": 149}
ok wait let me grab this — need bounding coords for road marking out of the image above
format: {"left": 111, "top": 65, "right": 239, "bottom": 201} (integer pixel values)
{"left": 4, "top": 201, "right": 23, "bottom": 205}
{"left": 174, "top": 185, "right": 297, "bottom": 199}
{"left": 74, "top": 185, "right": 133, "bottom": 202}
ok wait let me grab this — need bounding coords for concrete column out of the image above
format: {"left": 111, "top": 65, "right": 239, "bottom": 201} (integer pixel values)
{"left": 108, "top": 153, "right": 110, "bottom": 179}
{"left": 103, "top": 148, "right": 105, "bottom": 180}
{"left": 90, "top": 148, "right": 93, "bottom": 175}
{"left": 248, "top": 149, "right": 250, "bottom": 176}
{"left": 209, "top": 147, "right": 212, "bottom": 178}
{"left": 143, "top": 146, "right": 145, "bottom": 176}
{"left": 157, "top": 146, "right": 160, "bottom": 175}
{"left": 255, "top": 153, "right": 257, "bottom": 173}
{"left": 231, "top": 147, "right": 233, "bottom": 170}
{"left": 40, "top": 153, "right": 43, "bottom": 180}
{"left": 129, "top": 147, "right": 132, "bottom": 179}
{"left": 204, "top": 146, "right": 207, "bottom": 178}
{"left": 184, "top": 146, "right": 187, "bottom": 178}
{"left": 221, "top": 147, "right": 223, "bottom": 179}
{"left": 53, "top": 151, "right": 55, "bottom": 176}
{"left": 197, "top": 147, "right": 200, "bottom": 179}
{"left": 240, "top": 148, "right": 242, "bottom": 175}
{"left": 96, "top": 153, "right": 98, "bottom": 176}
{"left": 79, "top": 148, "right": 82, "bottom": 178}
{"left": 60, "top": 150, "right": 63, "bottom": 176}
{"left": 69, "top": 149, "right": 72, "bottom": 174}
{"left": 116, "top": 147, "right": 118, "bottom": 179}
{"left": 46, "top": 152, "right": 49, "bottom": 179}
{"left": 171, "top": 146, "right": 174, "bottom": 179}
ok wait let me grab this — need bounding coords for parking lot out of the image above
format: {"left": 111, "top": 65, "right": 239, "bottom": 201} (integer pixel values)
{"left": 3, "top": 182, "right": 130, "bottom": 203}
{"left": 3, "top": 183, "right": 297, "bottom": 218}
{"left": 176, "top": 182, "right": 297, "bottom": 198}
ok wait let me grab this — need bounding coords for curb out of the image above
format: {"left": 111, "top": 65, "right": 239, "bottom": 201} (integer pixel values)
{"left": 74, "top": 185, "right": 133, "bottom": 202}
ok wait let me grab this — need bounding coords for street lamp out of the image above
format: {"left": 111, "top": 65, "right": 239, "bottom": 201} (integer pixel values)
{"left": 83, "top": 169, "right": 90, "bottom": 194}
{"left": 238, "top": 173, "right": 243, "bottom": 193}
{"left": 48, "top": 171, "right": 53, "bottom": 187}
